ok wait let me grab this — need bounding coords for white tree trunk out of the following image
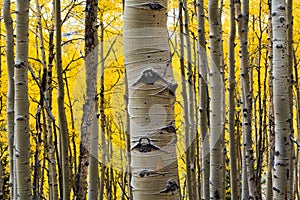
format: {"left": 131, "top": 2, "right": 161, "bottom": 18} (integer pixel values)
{"left": 124, "top": 0, "right": 180, "bottom": 199}
{"left": 2, "top": 0, "right": 15, "bottom": 199}
{"left": 15, "top": 0, "right": 32, "bottom": 199}
{"left": 235, "top": 0, "right": 257, "bottom": 198}
{"left": 272, "top": 0, "right": 292, "bottom": 198}
{"left": 208, "top": 0, "right": 223, "bottom": 198}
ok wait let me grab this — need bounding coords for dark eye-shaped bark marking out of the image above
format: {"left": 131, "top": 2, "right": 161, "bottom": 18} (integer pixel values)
{"left": 160, "top": 180, "right": 179, "bottom": 194}
{"left": 148, "top": 2, "right": 165, "bottom": 10}
{"left": 131, "top": 137, "right": 160, "bottom": 153}
{"left": 138, "top": 169, "right": 161, "bottom": 177}
{"left": 141, "top": 69, "right": 160, "bottom": 85}
{"left": 161, "top": 123, "right": 176, "bottom": 133}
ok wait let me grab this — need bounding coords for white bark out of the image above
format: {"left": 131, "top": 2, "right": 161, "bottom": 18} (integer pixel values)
{"left": 235, "top": 0, "right": 257, "bottom": 198}
{"left": 2, "top": 0, "right": 15, "bottom": 199}
{"left": 124, "top": 0, "right": 180, "bottom": 199}
{"left": 15, "top": 0, "right": 32, "bottom": 199}
{"left": 208, "top": 0, "right": 223, "bottom": 198}
{"left": 197, "top": 0, "right": 210, "bottom": 198}
{"left": 272, "top": 0, "right": 292, "bottom": 198}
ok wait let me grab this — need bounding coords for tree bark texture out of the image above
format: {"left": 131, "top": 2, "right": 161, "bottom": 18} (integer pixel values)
{"left": 235, "top": 0, "right": 257, "bottom": 198}
{"left": 15, "top": 0, "right": 32, "bottom": 199}
{"left": 2, "top": 0, "right": 15, "bottom": 199}
{"left": 124, "top": 0, "right": 180, "bottom": 199}
{"left": 75, "top": 0, "right": 99, "bottom": 199}
{"left": 208, "top": 0, "right": 224, "bottom": 198}
{"left": 272, "top": 0, "right": 292, "bottom": 198}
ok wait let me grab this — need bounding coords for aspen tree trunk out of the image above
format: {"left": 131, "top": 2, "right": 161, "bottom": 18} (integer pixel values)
{"left": 266, "top": 2, "right": 275, "bottom": 199}
{"left": 182, "top": 0, "right": 197, "bottom": 198}
{"left": 208, "top": 0, "right": 223, "bottom": 198}
{"left": 272, "top": 0, "right": 292, "bottom": 198}
{"left": 46, "top": 27, "right": 58, "bottom": 200}
{"left": 124, "top": 0, "right": 180, "bottom": 199}
{"left": 88, "top": 9, "right": 99, "bottom": 200}
{"left": 54, "top": 0, "right": 70, "bottom": 198}
{"left": 228, "top": 0, "right": 239, "bottom": 199}
{"left": 235, "top": 0, "right": 257, "bottom": 198}
{"left": 196, "top": 0, "right": 210, "bottom": 198}
{"left": 75, "top": 0, "right": 99, "bottom": 199}
{"left": 14, "top": 0, "right": 32, "bottom": 199}
{"left": 34, "top": 1, "right": 48, "bottom": 198}
{"left": 98, "top": 15, "right": 106, "bottom": 200}
{"left": 2, "top": 0, "right": 15, "bottom": 199}
{"left": 286, "top": 0, "right": 294, "bottom": 198}
{"left": 178, "top": 2, "right": 190, "bottom": 198}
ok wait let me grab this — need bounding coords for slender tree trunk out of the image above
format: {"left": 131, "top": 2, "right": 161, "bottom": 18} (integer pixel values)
{"left": 272, "top": 0, "right": 292, "bottom": 198}
{"left": 54, "top": 0, "right": 70, "bottom": 198}
{"left": 2, "top": 0, "right": 15, "bottom": 199}
{"left": 178, "top": 2, "right": 190, "bottom": 198}
{"left": 182, "top": 0, "right": 198, "bottom": 198}
{"left": 46, "top": 25, "right": 59, "bottom": 200}
{"left": 228, "top": 0, "right": 239, "bottom": 199}
{"left": 208, "top": 0, "right": 223, "bottom": 198}
{"left": 196, "top": 0, "right": 210, "bottom": 198}
{"left": 14, "top": 0, "right": 32, "bottom": 199}
{"left": 99, "top": 14, "right": 106, "bottom": 200}
{"left": 286, "top": 0, "right": 294, "bottom": 198}
{"left": 75, "top": 0, "right": 99, "bottom": 199}
{"left": 124, "top": 0, "right": 180, "bottom": 198}
{"left": 125, "top": 71, "right": 132, "bottom": 200}
{"left": 235, "top": 0, "right": 257, "bottom": 198}
{"left": 87, "top": 1, "right": 99, "bottom": 199}
{"left": 266, "top": 3, "right": 275, "bottom": 198}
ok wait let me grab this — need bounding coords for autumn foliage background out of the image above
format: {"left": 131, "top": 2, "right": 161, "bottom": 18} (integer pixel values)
{"left": 1, "top": 0, "right": 300, "bottom": 199}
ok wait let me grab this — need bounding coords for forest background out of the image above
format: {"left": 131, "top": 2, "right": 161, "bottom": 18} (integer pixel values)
{"left": 0, "top": 0, "right": 300, "bottom": 199}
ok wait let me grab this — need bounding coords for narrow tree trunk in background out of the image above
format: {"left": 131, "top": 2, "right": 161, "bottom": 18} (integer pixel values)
{"left": 208, "top": 0, "right": 223, "bottom": 198}
{"left": 75, "top": 0, "right": 99, "bottom": 199}
{"left": 124, "top": 0, "right": 180, "bottom": 198}
{"left": 87, "top": 2, "right": 99, "bottom": 199}
{"left": 196, "top": 0, "right": 210, "bottom": 198}
{"left": 235, "top": 0, "right": 257, "bottom": 198}
{"left": 272, "top": 0, "right": 292, "bottom": 198}
{"left": 15, "top": 0, "right": 32, "bottom": 199}
{"left": 34, "top": 1, "right": 48, "bottom": 198}
{"left": 286, "top": 0, "right": 294, "bottom": 198}
{"left": 46, "top": 27, "right": 58, "bottom": 200}
{"left": 178, "top": 2, "right": 190, "bottom": 198}
{"left": 182, "top": 0, "right": 197, "bottom": 198}
{"left": 266, "top": 2, "right": 275, "bottom": 199}
{"left": 125, "top": 72, "right": 132, "bottom": 200}
{"left": 99, "top": 15, "right": 106, "bottom": 200}
{"left": 2, "top": 0, "right": 15, "bottom": 199}
{"left": 54, "top": 0, "right": 70, "bottom": 198}
{"left": 228, "top": 0, "right": 239, "bottom": 199}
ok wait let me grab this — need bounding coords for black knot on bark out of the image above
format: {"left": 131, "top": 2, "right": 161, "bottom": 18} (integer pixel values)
{"left": 141, "top": 69, "right": 159, "bottom": 85}
{"left": 160, "top": 180, "right": 179, "bottom": 194}
{"left": 131, "top": 137, "right": 160, "bottom": 153}
{"left": 148, "top": 2, "right": 165, "bottom": 10}
{"left": 161, "top": 123, "right": 176, "bottom": 133}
